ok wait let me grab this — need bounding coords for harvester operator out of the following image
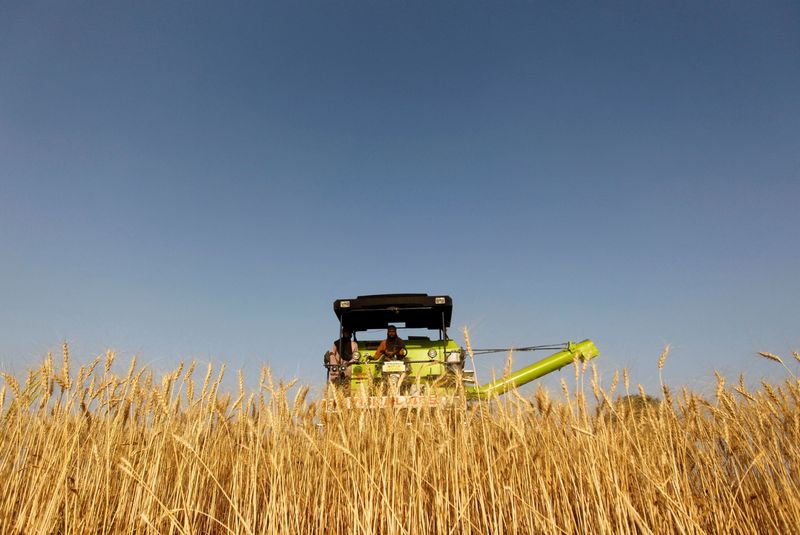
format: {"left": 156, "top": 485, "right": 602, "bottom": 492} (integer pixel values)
{"left": 326, "top": 328, "right": 358, "bottom": 382}
{"left": 373, "top": 325, "right": 406, "bottom": 360}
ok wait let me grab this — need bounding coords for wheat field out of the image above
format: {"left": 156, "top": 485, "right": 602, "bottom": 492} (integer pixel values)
{"left": 1, "top": 344, "right": 798, "bottom": 534}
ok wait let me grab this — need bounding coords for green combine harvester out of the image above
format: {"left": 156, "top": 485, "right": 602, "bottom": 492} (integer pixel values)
{"left": 323, "top": 294, "right": 598, "bottom": 408}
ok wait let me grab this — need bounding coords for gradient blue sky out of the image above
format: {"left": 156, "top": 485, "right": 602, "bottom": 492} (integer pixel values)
{"left": 1, "top": 1, "right": 798, "bottom": 394}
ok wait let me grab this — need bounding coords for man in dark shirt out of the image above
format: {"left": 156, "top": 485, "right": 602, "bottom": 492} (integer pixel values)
{"left": 325, "top": 328, "right": 358, "bottom": 382}
{"left": 373, "top": 325, "right": 406, "bottom": 360}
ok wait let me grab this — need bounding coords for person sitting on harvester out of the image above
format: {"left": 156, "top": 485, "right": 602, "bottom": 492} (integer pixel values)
{"left": 325, "top": 327, "right": 358, "bottom": 382}
{"left": 373, "top": 325, "right": 406, "bottom": 360}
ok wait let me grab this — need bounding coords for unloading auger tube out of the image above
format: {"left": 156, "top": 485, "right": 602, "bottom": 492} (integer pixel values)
{"left": 464, "top": 339, "right": 599, "bottom": 400}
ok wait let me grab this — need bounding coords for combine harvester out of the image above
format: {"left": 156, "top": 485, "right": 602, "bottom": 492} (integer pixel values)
{"left": 323, "top": 294, "right": 598, "bottom": 408}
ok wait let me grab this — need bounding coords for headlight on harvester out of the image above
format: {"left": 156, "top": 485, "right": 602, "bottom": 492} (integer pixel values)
{"left": 352, "top": 351, "right": 361, "bottom": 361}
{"left": 427, "top": 349, "right": 437, "bottom": 358}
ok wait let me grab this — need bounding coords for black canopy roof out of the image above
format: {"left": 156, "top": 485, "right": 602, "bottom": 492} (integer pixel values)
{"left": 333, "top": 293, "right": 453, "bottom": 331}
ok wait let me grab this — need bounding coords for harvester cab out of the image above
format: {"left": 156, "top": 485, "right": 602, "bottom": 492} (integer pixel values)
{"left": 324, "top": 293, "right": 598, "bottom": 407}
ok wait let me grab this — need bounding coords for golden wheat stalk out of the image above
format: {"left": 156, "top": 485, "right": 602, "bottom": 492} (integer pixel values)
{"left": 758, "top": 351, "right": 783, "bottom": 364}
{"left": 758, "top": 351, "right": 797, "bottom": 379}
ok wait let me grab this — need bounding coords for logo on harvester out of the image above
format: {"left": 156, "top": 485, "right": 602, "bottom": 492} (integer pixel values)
{"left": 321, "top": 394, "right": 454, "bottom": 411}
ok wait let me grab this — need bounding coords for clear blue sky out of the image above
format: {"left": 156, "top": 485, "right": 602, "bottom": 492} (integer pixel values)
{"left": 1, "top": 1, "right": 798, "bottom": 395}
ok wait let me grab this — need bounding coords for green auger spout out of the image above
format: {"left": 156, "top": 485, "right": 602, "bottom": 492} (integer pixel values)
{"left": 465, "top": 339, "right": 599, "bottom": 400}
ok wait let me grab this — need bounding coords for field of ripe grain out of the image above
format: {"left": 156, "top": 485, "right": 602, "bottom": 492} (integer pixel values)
{"left": 1, "top": 346, "right": 799, "bottom": 534}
